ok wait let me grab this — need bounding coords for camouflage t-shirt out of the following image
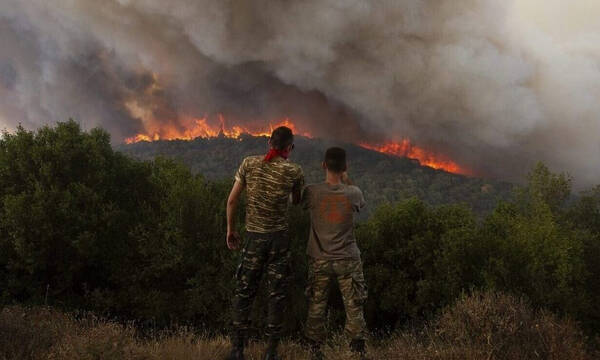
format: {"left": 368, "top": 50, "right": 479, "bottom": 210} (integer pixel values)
{"left": 235, "top": 155, "right": 304, "bottom": 234}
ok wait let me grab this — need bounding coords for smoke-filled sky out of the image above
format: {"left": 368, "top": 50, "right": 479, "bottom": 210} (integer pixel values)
{"left": 1, "top": 0, "right": 599, "bottom": 186}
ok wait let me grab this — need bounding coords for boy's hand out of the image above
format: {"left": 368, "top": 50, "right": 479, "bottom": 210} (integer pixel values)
{"left": 341, "top": 172, "right": 352, "bottom": 185}
{"left": 226, "top": 231, "right": 241, "bottom": 250}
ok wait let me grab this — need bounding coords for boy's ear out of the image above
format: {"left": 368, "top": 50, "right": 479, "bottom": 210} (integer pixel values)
{"left": 322, "top": 161, "right": 327, "bottom": 170}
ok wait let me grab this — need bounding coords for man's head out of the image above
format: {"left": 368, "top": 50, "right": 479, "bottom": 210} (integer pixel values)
{"left": 323, "top": 147, "right": 347, "bottom": 173}
{"left": 269, "top": 126, "right": 294, "bottom": 151}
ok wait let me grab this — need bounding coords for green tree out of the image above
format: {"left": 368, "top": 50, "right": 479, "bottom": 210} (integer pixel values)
{"left": 480, "top": 163, "right": 588, "bottom": 318}
{"left": 357, "top": 198, "right": 480, "bottom": 328}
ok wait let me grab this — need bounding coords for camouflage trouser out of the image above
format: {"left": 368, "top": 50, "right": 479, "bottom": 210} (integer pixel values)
{"left": 304, "top": 258, "right": 368, "bottom": 342}
{"left": 231, "top": 231, "right": 290, "bottom": 344}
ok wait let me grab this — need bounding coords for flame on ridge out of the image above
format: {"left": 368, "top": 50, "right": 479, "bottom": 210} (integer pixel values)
{"left": 125, "top": 115, "right": 469, "bottom": 175}
{"left": 124, "top": 115, "right": 310, "bottom": 144}
{"left": 359, "top": 140, "right": 470, "bottom": 175}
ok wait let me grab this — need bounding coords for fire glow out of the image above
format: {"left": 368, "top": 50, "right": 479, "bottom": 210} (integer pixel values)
{"left": 125, "top": 115, "right": 311, "bottom": 144}
{"left": 359, "top": 141, "right": 470, "bottom": 175}
{"left": 125, "top": 116, "right": 469, "bottom": 175}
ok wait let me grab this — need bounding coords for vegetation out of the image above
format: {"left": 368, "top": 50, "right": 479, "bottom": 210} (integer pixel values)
{"left": 0, "top": 292, "right": 594, "bottom": 360}
{"left": 1, "top": 120, "right": 600, "bottom": 348}
{"left": 118, "top": 134, "right": 514, "bottom": 216}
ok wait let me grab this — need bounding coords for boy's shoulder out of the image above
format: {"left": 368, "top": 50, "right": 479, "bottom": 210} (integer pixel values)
{"left": 304, "top": 182, "right": 324, "bottom": 191}
{"left": 305, "top": 183, "right": 361, "bottom": 194}
{"left": 346, "top": 184, "right": 363, "bottom": 194}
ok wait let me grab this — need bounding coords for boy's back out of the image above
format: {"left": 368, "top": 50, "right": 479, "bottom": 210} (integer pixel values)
{"left": 302, "top": 147, "right": 369, "bottom": 359}
{"left": 304, "top": 182, "right": 365, "bottom": 259}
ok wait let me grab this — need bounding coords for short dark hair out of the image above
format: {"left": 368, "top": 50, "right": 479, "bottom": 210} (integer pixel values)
{"left": 270, "top": 126, "right": 294, "bottom": 150}
{"left": 325, "top": 147, "right": 347, "bottom": 173}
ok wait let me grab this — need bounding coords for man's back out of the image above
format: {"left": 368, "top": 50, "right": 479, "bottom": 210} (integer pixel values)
{"left": 304, "top": 182, "right": 366, "bottom": 260}
{"left": 236, "top": 155, "right": 303, "bottom": 233}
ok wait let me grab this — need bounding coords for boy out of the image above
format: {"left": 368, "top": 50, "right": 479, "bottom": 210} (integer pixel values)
{"left": 303, "top": 147, "right": 368, "bottom": 360}
{"left": 226, "top": 126, "right": 304, "bottom": 360}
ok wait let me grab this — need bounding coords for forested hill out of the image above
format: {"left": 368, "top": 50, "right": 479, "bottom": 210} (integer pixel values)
{"left": 117, "top": 134, "right": 514, "bottom": 215}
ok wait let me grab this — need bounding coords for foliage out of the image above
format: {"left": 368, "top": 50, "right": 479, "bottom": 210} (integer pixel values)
{"left": 1, "top": 293, "right": 594, "bottom": 360}
{"left": 357, "top": 199, "right": 481, "bottom": 328}
{"left": 1, "top": 121, "right": 600, "bottom": 338}
{"left": 435, "top": 291, "right": 590, "bottom": 360}
{"left": 117, "top": 135, "right": 514, "bottom": 217}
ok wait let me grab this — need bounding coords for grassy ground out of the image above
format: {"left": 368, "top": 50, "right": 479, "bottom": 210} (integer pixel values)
{"left": 0, "top": 292, "right": 596, "bottom": 360}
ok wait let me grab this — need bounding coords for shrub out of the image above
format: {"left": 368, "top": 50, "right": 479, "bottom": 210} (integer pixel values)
{"left": 357, "top": 199, "right": 481, "bottom": 329}
{"left": 435, "top": 291, "right": 589, "bottom": 360}
{"left": 1, "top": 294, "right": 595, "bottom": 360}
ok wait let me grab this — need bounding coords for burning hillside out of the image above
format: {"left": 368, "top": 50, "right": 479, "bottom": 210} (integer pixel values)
{"left": 124, "top": 115, "right": 469, "bottom": 175}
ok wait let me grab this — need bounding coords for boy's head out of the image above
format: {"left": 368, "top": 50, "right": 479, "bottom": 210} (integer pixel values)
{"left": 323, "top": 147, "right": 347, "bottom": 173}
{"left": 269, "top": 126, "right": 294, "bottom": 151}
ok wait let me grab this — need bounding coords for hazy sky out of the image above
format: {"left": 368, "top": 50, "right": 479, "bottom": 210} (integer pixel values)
{"left": 0, "top": 0, "right": 599, "bottom": 187}
{"left": 513, "top": 0, "right": 600, "bottom": 36}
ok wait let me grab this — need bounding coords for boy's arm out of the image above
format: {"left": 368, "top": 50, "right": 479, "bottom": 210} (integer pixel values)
{"left": 341, "top": 171, "right": 353, "bottom": 185}
{"left": 226, "top": 180, "right": 244, "bottom": 250}
{"left": 355, "top": 187, "right": 366, "bottom": 211}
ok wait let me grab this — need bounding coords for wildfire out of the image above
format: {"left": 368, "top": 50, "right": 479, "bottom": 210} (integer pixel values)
{"left": 125, "top": 116, "right": 469, "bottom": 175}
{"left": 359, "top": 140, "right": 470, "bottom": 175}
{"left": 124, "top": 115, "right": 310, "bottom": 144}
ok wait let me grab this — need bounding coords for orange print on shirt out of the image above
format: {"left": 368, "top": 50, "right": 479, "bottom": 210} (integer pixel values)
{"left": 318, "top": 195, "right": 352, "bottom": 224}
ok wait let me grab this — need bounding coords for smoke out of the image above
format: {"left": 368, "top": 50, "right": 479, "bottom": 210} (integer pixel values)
{"left": 1, "top": 0, "right": 599, "bottom": 186}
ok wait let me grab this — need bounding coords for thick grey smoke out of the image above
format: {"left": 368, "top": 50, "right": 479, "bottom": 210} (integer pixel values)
{"left": 1, "top": 0, "right": 599, "bottom": 186}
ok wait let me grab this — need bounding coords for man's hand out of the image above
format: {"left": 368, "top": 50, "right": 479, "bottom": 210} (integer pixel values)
{"left": 226, "top": 180, "right": 244, "bottom": 250}
{"left": 226, "top": 231, "right": 241, "bottom": 250}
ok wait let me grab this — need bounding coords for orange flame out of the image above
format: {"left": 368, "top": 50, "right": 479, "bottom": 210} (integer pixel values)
{"left": 359, "top": 140, "right": 471, "bottom": 175}
{"left": 125, "top": 116, "right": 469, "bottom": 175}
{"left": 124, "top": 115, "right": 310, "bottom": 144}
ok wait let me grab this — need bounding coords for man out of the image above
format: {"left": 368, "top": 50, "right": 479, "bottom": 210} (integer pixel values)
{"left": 303, "top": 147, "right": 369, "bottom": 360}
{"left": 226, "top": 126, "right": 304, "bottom": 360}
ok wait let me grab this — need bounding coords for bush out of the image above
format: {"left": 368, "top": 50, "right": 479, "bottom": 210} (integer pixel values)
{"left": 435, "top": 291, "right": 589, "bottom": 360}
{"left": 357, "top": 199, "right": 481, "bottom": 328}
{"left": 1, "top": 293, "right": 595, "bottom": 360}
{"left": 1, "top": 122, "right": 600, "bottom": 337}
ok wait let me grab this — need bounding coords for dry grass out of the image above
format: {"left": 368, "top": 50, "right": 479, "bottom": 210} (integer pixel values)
{"left": 0, "top": 292, "right": 596, "bottom": 360}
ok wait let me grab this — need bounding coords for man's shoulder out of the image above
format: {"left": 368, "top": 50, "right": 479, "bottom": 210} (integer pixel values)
{"left": 242, "top": 155, "right": 263, "bottom": 163}
{"left": 276, "top": 160, "right": 303, "bottom": 177}
{"left": 239, "top": 155, "right": 263, "bottom": 169}
{"left": 282, "top": 160, "right": 302, "bottom": 170}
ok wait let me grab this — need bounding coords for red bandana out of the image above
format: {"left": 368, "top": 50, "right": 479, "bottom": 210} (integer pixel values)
{"left": 264, "top": 148, "right": 290, "bottom": 162}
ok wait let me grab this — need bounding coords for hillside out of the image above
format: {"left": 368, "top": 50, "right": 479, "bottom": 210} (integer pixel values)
{"left": 117, "top": 134, "right": 513, "bottom": 215}
{"left": 4, "top": 121, "right": 600, "bottom": 338}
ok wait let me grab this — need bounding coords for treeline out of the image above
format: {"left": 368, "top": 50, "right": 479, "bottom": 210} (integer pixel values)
{"left": 120, "top": 133, "right": 514, "bottom": 217}
{"left": 1, "top": 120, "right": 599, "bottom": 336}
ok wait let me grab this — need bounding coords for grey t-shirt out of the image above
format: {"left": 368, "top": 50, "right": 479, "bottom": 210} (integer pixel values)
{"left": 303, "top": 182, "right": 366, "bottom": 260}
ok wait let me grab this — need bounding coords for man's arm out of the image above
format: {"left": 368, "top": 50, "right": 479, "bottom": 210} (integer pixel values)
{"left": 292, "top": 187, "right": 302, "bottom": 205}
{"left": 291, "top": 168, "right": 305, "bottom": 205}
{"left": 226, "top": 180, "right": 244, "bottom": 250}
